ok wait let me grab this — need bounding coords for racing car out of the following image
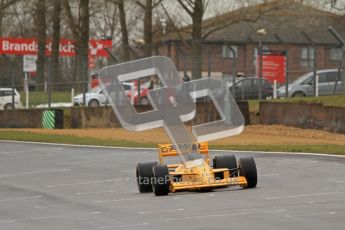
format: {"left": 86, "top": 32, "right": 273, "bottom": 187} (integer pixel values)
{"left": 136, "top": 142, "right": 257, "bottom": 196}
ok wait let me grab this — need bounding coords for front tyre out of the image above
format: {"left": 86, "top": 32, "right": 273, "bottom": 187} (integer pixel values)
{"left": 152, "top": 165, "right": 170, "bottom": 196}
{"left": 213, "top": 155, "right": 238, "bottom": 178}
{"left": 88, "top": 99, "right": 100, "bottom": 107}
{"left": 238, "top": 157, "right": 257, "bottom": 188}
{"left": 292, "top": 91, "right": 306, "bottom": 97}
{"left": 4, "top": 103, "right": 14, "bottom": 110}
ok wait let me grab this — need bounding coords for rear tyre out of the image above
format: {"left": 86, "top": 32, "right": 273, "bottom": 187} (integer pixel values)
{"left": 136, "top": 161, "right": 158, "bottom": 193}
{"left": 152, "top": 165, "right": 170, "bottom": 196}
{"left": 88, "top": 99, "right": 99, "bottom": 107}
{"left": 4, "top": 103, "right": 14, "bottom": 110}
{"left": 213, "top": 155, "right": 238, "bottom": 179}
{"left": 238, "top": 157, "right": 257, "bottom": 188}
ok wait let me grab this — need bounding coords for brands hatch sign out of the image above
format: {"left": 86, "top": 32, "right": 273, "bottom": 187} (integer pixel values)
{"left": 0, "top": 37, "right": 112, "bottom": 57}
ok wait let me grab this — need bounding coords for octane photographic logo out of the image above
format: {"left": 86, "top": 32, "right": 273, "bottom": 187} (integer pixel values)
{"left": 99, "top": 56, "right": 244, "bottom": 165}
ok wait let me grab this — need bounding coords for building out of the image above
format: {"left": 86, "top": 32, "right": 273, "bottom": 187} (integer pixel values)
{"left": 157, "top": 0, "right": 345, "bottom": 82}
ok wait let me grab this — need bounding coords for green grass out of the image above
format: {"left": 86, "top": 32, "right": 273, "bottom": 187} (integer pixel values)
{"left": 20, "top": 91, "right": 76, "bottom": 107}
{"left": 275, "top": 94, "right": 345, "bottom": 107}
{"left": 248, "top": 94, "right": 345, "bottom": 114}
{"left": 0, "top": 130, "right": 156, "bottom": 148}
{"left": 1, "top": 130, "right": 344, "bottom": 155}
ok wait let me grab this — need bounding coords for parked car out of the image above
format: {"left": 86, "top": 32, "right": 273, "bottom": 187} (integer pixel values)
{"left": 73, "top": 82, "right": 149, "bottom": 107}
{"left": 0, "top": 88, "right": 22, "bottom": 110}
{"left": 277, "top": 69, "right": 343, "bottom": 98}
{"left": 229, "top": 77, "right": 273, "bottom": 101}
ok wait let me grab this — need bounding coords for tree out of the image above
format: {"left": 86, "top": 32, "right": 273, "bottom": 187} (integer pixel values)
{"left": 165, "top": 0, "right": 282, "bottom": 79}
{"left": 63, "top": 0, "right": 90, "bottom": 90}
{"left": 0, "top": 0, "right": 19, "bottom": 36}
{"left": 36, "top": 0, "right": 46, "bottom": 91}
{"left": 113, "top": 0, "right": 130, "bottom": 61}
{"left": 136, "top": 0, "right": 163, "bottom": 57}
{"left": 177, "top": 0, "right": 206, "bottom": 79}
{"left": 51, "top": 0, "right": 61, "bottom": 85}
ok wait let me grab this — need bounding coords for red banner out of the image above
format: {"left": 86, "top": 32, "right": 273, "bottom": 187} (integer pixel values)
{"left": 256, "top": 54, "right": 286, "bottom": 84}
{"left": 0, "top": 37, "right": 112, "bottom": 57}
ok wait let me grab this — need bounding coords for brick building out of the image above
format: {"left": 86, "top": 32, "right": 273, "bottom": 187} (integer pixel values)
{"left": 157, "top": 0, "right": 345, "bottom": 82}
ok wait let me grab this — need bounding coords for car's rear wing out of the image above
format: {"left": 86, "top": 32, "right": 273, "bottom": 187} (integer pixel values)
{"left": 158, "top": 142, "right": 209, "bottom": 166}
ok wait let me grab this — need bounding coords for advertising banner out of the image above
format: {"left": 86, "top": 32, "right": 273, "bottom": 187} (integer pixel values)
{"left": 256, "top": 53, "right": 286, "bottom": 84}
{"left": 0, "top": 37, "right": 112, "bottom": 57}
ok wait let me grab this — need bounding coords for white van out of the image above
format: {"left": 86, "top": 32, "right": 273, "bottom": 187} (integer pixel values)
{"left": 0, "top": 88, "right": 22, "bottom": 110}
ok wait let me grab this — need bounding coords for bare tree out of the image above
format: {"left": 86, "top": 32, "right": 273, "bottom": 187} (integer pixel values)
{"left": 36, "top": 0, "right": 46, "bottom": 91}
{"left": 136, "top": 0, "right": 163, "bottom": 57}
{"left": 112, "top": 0, "right": 130, "bottom": 61}
{"left": 176, "top": 0, "right": 206, "bottom": 79}
{"left": 0, "top": 0, "right": 19, "bottom": 35}
{"left": 164, "top": 0, "right": 283, "bottom": 79}
{"left": 51, "top": 0, "right": 61, "bottom": 86}
{"left": 63, "top": 0, "right": 90, "bottom": 90}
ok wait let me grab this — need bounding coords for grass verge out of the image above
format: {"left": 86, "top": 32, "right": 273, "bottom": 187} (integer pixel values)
{"left": 248, "top": 94, "right": 345, "bottom": 114}
{"left": 1, "top": 130, "right": 344, "bottom": 155}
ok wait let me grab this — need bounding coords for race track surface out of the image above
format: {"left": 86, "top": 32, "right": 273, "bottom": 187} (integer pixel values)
{"left": 0, "top": 141, "right": 344, "bottom": 230}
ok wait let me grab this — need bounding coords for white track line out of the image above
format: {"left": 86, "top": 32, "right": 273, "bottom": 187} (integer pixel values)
{"left": 35, "top": 202, "right": 76, "bottom": 209}
{"left": 1, "top": 140, "right": 344, "bottom": 158}
{"left": 99, "top": 222, "right": 149, "bottom": 229}
{"left": 139, "top": 208, "right": 184, "bottom": 215}
{"left": 0, "top": 195, "right": 42, "bottom": 203}
{"left": 0, "top": 169, "right": 71, "bottom": 178}
{"left": 165, "top": 209, "right": 286, "bottom": 221}
{"left": 260, "top": 173, "right": 280, "bottom": 177}
{"left": 46, "top": 179, "right": 117, "bottom": 188}
{"left": 266, "top": 191, "right": 345, "bottom": 200}
{"left": 76, "top": 189, "right": 114, "bottom": 195}
{"left": 94, "top": 197, "right": 143, "bottom": 203}
{"left": 0, "top": 211, "right": 101, "bottom": 224}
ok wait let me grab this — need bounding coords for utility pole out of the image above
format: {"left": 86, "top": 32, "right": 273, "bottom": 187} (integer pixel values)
{"left": 257, "top": 28, "right": 266, "bottom": 100}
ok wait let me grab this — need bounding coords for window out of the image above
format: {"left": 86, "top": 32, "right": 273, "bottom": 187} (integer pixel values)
{"left": 0, "top": 90, "right": 13, "bottom": 97}
{"left": 122, "top": 84, "right": 131, "bottom": 91}
{"left": 236, "top": 79, "right": 252, "bottom": 88}
{"left": 222, "top": 45, "right": 237, "bottom": 58}
{"left": 317, "top": 73, "right": 328, "bottom": 83}
{"left": 327, "top": 72, "right": 338, "bottom": 82}
{"left": 301, "top": 46, "right": 315, "bottom": 67}
{"left": 330, "top": 48, "right": 342, "bottom": 61}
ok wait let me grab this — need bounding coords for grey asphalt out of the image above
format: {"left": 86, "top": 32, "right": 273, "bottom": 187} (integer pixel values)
{"left": 0, "top": 141, "right": 344, "bottom": 230}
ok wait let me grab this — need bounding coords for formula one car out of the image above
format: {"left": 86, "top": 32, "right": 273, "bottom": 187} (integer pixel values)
{"left": 99, "top": 56, "right": 257, "bottom": 196}
{"left": 136, "top": 142, "right": 257, "bottom": 196}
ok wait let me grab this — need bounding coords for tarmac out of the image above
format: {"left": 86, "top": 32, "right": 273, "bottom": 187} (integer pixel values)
{"left": 0, "top": 141, "right": 344, "bottom": 230}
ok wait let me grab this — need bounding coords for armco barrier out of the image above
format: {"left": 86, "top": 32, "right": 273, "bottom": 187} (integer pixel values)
{"left": 259, "top": 102, "right": 345, "bottom": 134}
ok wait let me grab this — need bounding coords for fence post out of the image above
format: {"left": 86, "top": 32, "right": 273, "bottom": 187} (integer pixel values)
{"left": 302, "top": 31, "right": 317, "bottom": 97}
{"left": 273, "top": 80, "right": 277, "bottom": 99}
{"left": 24, "top": 72, "right": 29, "bottom": 108}
{"left": 315, "top": 74, "right": 319, "bottom": 97}
{"left": 71, "top": 88, "right": 74, "bottom": 104}
{"left": 227, "top": 44, "right": 237, "bottom": 98}
{"left": 328, "top": 26, "right": 345, "bottom": 94}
